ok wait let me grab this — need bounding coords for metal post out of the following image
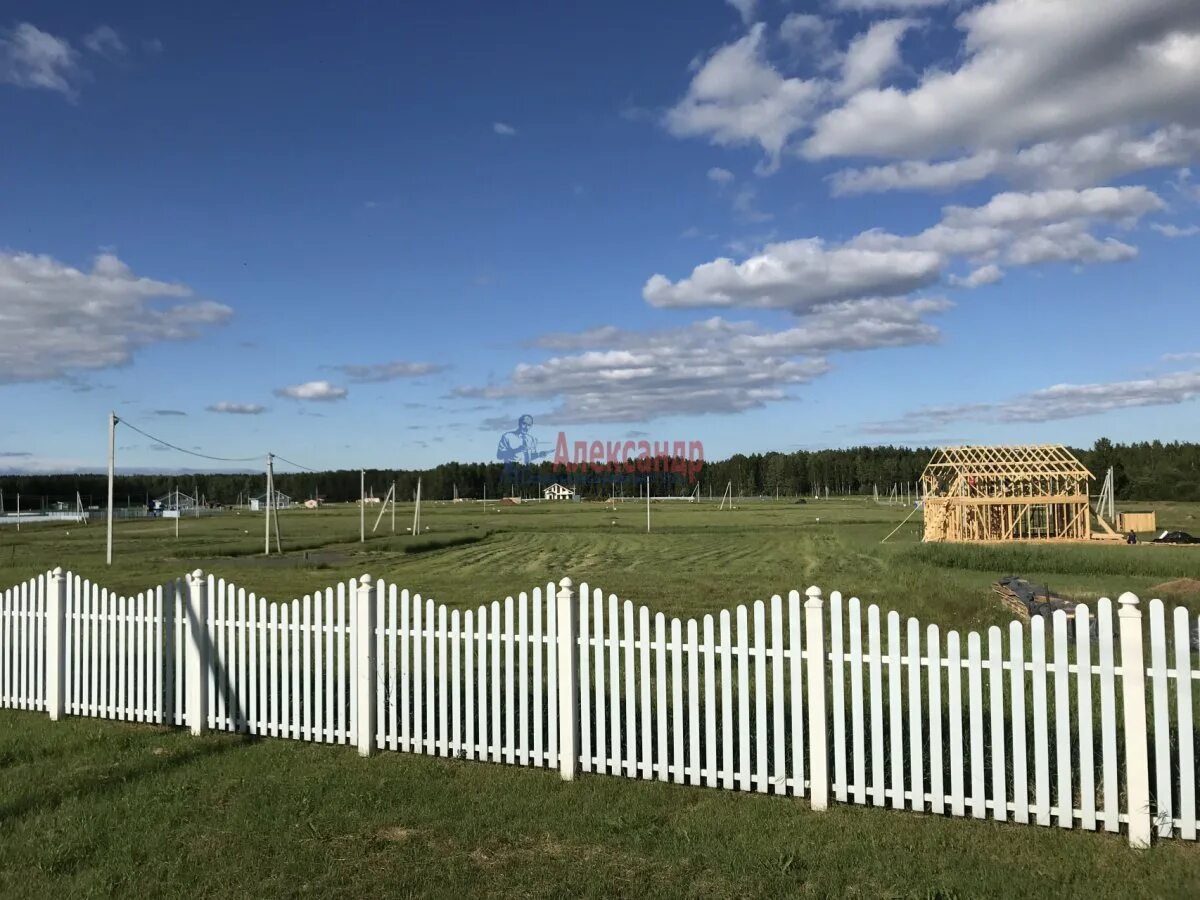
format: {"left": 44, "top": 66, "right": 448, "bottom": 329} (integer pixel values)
{"left": 106, "top": 412, "right": 116, "bottom": 565}
{"left": 646, "top": 476, "right": 650, "bottom": 533}
{"left": 556, "top": 577, "right": 579, "bottom": 780}
{"left": 1118, "top": 592, "right": 1152, "bottom": 848}
{"left": 360, "top": 469, "right": 366, "bottom": 543}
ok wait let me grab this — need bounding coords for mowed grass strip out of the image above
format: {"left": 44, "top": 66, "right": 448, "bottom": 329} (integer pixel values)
{"left": 1, "top": 499, "right": 1198, "bottom": 627}
{"left": 1, "top": 711, "right": 1198, "bottom": 899}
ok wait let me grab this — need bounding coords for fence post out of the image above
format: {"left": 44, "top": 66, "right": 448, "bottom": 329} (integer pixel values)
{"left": 556, "top": 577, "right": 579, "bottom": 781}
{"left": 356, "top": 574, "right": 376, "bottom": 757}
{"left": 805, "top": 585, "right": 828, "bottom": 811}
{"left": 1118, "top": 592, "right": 1151, "bottom": 848}
{"left": 46, "top": 567, "right": 66, "bottom": 721}
{"left": 185, "top": 569, "right": 208, "bottom": 736}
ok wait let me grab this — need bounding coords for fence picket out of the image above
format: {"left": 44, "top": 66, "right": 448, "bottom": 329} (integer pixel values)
{"left": 440, "top": 603, "right": 449, "bottom": 758}
{"left": 1149, "top": 599, "right": 1172, "bottom": 837}
{"left": 947, "top": 631, "right": 964, "bottom": 816}
{"left": 687, "top": 618, "right": 700, "bottom": 786}
{"left": 505, "top": 596, "right": 515, "bottom": 764}
{"left": 578, "top": 588, "right": 591, "bottom": 773}
{"left": 927, "top": 624, "right": 943, "bottom": 815}
{"left": 1010, "top": 621, "right": 1029, "bottom": 824}
{"left": 1096, "top": 598, "right": 1118, "bottom": 833}
{"left": 788, "top": 591, "right": 804, "bottom": 798}
{"left": 1076, "top": 606, "right": 1095, "bottom": 831}
{"left": 721, "top": 609, "right": 735, "bottom": 791}
{"left": 428, "top": 598, "right": 438, "bottom": 757}
{"left": 1031, "top": 615, "right": 1050, "bottom": 826}
{"left": 849, "top": 598, "right": 865, "bottom": 805}
{"left": 624, "top": 601, "right": 637, "bottom": 779}
{"left": 736, "top": 605, "right": 750, "bottom": 792}
{"left": 671, "top": 617, "right": 684, "bottom": 785}
{"left": 1174, "top": 607, "right": 1195, "bottom": 841}
{"left": 753, "top": 600, "right": 767, "bottom": 794}
{"left": 593, "top": 589, "right": 606, "bottom": 775}
{"left": 887, "top": 611, "right": 903, "bottom": 810}
{"left": 704, "top": 613, "right": 717, "bottom": 788}
{"left": 868, "top": 605, "right": 885, "bottom": 807}
{"left": 388, "top": 586, "right": 397, "bottom": 752}
{"left": 532, "top": 590, "right": 542, "bottom": 766}
{"left": 490, "top": 599, "right": 501, "bottom": 763}
{"left": 1052, "top": 611, "right": 1072, "bottom": 829}
{"left": 452, "top": 608, "right": 462, "bottom": 758}
{"left": 830, "top": 592, "right": 846, "bottom": 802}
{"left": 988, "top": 627, "right": 1007, "bottom": 823}
{"left": 967, "top": 632, "right": 985, "bottom": 820}
{"left": 477, "top": 604, "right": 488, "bottom": 761}
{"left": 771, "top": 596, "right": 785, "bottom": 796}
{"left": 608, "top": 594, "right": 620, "bottom": 776}
{"left": 907, "top": 617, "right": 924, "bottom": 813}
{"left": 655, "top": 611, "right": 667, "bottom": 783}
{"left": 465, "top": 608, "right": 476, "bottom": 761}
{"left": 413, "top": 595, "right": 424, "bottom": 755}
{"left": 642, "top": 607, "right": 653, "bottom": 780}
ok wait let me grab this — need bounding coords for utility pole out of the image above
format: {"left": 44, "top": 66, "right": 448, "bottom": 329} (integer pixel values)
{"left": 360, "top": 469, "right": 366, "bottom": 543}
{"left": 106, "top": 411, "right": 116, "bottom": 565}
{"left": 646, "top": 476, "right": 650, "bottom": 533}
{"left": 264, "top": 453, "right": 274, "bottom": 556}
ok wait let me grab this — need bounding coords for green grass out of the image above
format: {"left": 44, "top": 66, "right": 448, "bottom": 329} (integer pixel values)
{"left": 1, "top": 711, "right": 1197, "bottom": 898}
{"left": 2, "top": 497, "right": 1198, "bottom": 627}
{"left": 3, "top": 499, "right": 1200, "bottom": 896}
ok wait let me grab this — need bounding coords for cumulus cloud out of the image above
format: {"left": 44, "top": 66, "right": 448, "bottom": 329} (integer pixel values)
{"left": 1152, "top": 222, "right": 1200, "bottom": 237}
{"left": 273, "top": 381, "right": 348, "bottom": 402}
{"left": 864, "top": 368, "right": 1200, "bottom": 433}
{"left": 83, "top": 26, "right": 125, "bottom": 59}
{"left": 329, "top": 361, "right": 447, "bottom": 382}
{"left": 0, "top": 23, "right": 79, "bottom": 96}
{"left": 459, "top": 297, "right": 949, "bottom": 423}
{"left": 838, "top": 18, "right": 916, "bottom": 98}
{"left": 663, "top": 23, "right": 822, "bottom": 173}
{"left": 0, "top": 251, "right": 231, "bottom": 383}
{"left": 643, "top": 239, "right": 942, "bottom": 312}
{"left": 726, "top": 0, "right": 758, "bottom": 25}
{"left": 948, "top": 263, "right": 1003, "bottom": 287}
{"left": 806, "top": 0, "right": 1200, "bottom": 161}
{"left": 940, "top": 186, "right": 1165, "bottom": 229}
{"left": 493, "top": 121, "right": 517, "bottom": 136}
{"left": 707, "top": 166, "right": 735, "bottom": 184}
{"left": 207, "top": 402, "right": 265, "bottom": 415}
{"left": 779, "top": 14, "right": 840, "bottom": 72}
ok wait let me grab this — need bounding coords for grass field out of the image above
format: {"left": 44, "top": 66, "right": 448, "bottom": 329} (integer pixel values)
{"left": 2, "top": 497, "right": 1199, "bottom": 627}
{"left": 3, "top": 498, "right": 1200, "bottom": 897}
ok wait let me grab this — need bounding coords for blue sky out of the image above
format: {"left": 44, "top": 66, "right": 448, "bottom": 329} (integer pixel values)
{"left": 2, "top": 0, "right": 1200, "bottom": 473}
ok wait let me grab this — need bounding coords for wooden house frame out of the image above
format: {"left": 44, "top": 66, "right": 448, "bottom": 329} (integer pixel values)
{"left": 921, "top": 444, "right": 1104, "bottom": 542}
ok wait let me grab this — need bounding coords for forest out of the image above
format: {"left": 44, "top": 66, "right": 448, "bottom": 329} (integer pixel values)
{"left": 1, "top": 438, "right": 1198, "bottom": 509}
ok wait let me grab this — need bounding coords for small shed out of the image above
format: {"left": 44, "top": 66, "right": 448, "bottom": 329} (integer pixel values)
{"left": 1117, "top": 511, "right": 1157, "bottom": 533}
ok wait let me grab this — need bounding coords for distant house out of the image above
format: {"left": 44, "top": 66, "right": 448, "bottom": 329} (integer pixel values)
{"left": 543, "top": 483, "right": 576, "bottom": 501}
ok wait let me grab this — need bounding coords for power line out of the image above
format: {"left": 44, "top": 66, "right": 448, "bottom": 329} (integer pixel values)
{"left": 117, "top": 417, "right": 262, "bottom": 464}
{"left": 272, "top": 453, "right": 317, "bottom": 473}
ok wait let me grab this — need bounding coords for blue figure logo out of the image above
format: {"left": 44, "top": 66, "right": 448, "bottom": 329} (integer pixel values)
{"left": 496, "top": 414, "right": 550, "bottom": 466}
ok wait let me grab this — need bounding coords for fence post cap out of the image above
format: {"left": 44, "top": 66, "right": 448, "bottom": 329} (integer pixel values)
{"left": 189, "top": 568, "right": 204, "bottom": 581}
{"left": 558, "top": 576, "right": 573, "bottom": 591}
{"left": 1117, "top": 591, "right": 1141, "bottom": 616}
{"left": 359, "top": 573, "right": 373, "bottom": 587}
{"left": 804, "top": 584, "right": 823, "bottom": 607}
{"left": 50, "top": 566, "right": 63, "bottom": 577}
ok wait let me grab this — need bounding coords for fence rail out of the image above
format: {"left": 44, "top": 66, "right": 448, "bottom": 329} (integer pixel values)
{"left": 2, "top": 567, "right": 1198, "bottom": 848}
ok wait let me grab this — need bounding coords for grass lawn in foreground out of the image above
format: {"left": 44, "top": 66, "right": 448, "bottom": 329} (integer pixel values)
{"left": 1, "top": 710, "right": 1198, "bottom": 898}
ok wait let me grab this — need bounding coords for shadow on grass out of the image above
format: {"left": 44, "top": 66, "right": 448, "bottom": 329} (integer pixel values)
{"left": 0, "top": 730, "right": 258, "bottom": 825}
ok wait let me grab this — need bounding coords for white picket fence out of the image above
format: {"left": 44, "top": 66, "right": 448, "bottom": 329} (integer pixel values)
{"left": 2, "top": 568, "right": 1197, "bottom": 848}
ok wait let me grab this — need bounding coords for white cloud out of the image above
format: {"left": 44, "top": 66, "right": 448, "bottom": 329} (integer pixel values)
{"left": 330, "top": 361, "right": 447, "bottom": 382}
{"left": 458, "top": 297, "right": 948, "bottom": 423}
{"left": 726, "top": 0, "right": 758, "bottom": 25}
{"left": 838, "top": 18, "right": 916, "bottom": 98}
{"left": 0, "top": 23, "right": 79, "bottom": 96}
{"left": 83, "top": 26, "right": 125, "bottom": 59}
{"left": 830, "top": 126, "right": 1200, "bottom": 194}
{"left": 948, "top": 263, "right": 1003, "bottom": 287}
{"left": 940, "top": 186, "right": 1165, "bottom": 229}
{"left": 864, "top": 368, "right": 1200, "bottom": 432}
{"left": 0, "top": 251, "right": 231, "bottom": 383}
{"left": 273, "top": 381, "right": 347, "bottom": 402}
{"left": 1163, "top": 351, "right": 1200, "bottom": 361}
{"left": 1151, "top": 222, "right": 1200, "bottom": 237}
{"left": 493, "top": 121, "right": 517, "bottom": 136}
{"left": 779, "top": 14, "right": 840, "bottom": 71}
{"left": 833, "top": 0, "right": 952, "bottom": 9}
{"left": 207, "top": 402, "right": 265, "bottom": 415}
{"left": 664, "top": 23, "right": 823, "bottom": 173}
{"left": 643, "top": 238, "right": 942, "bottom": 312}
{"left": 707, "top": 166, "right": 735, "bottom": 184}
{"left": 806, "top": 0, "right": 1200, "bottom": 161}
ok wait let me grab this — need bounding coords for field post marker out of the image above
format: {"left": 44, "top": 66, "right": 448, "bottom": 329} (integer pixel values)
{"left": 805, "top": 585, "right": 828, "bottom": 811}
{"left": 356, "top": 574, "right": 376, "bottom": 757}
{"left": 1118, "top": 592, "right": 1151, "bottom": 848}
{"left": 186, "top": 569, "right": 209, "bottom": 736}
{"left": 46, "top": 567, "right": 66, "bottom": 721}
{"left": 556, "top": 577, "right": 579, "bottom": 781}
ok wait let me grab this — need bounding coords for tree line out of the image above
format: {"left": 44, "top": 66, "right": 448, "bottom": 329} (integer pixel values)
{"left": 2, "top": 438, "right": 1199, "bottom": 509}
